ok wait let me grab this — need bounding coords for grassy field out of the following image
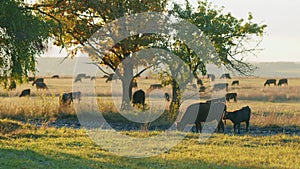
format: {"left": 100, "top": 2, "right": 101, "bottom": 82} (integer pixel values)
{"left": 0, "top": 76, "right": 300, "bottom": 168}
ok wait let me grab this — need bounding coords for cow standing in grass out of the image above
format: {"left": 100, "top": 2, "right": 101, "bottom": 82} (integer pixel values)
{"left": 132, "top": 89, "right": 145, "bottom": 109}
{"left": 32, "top": 78, "right": 44, "bottom": 86}
{"left": 176, "top": 102, "right": 226, "bottom": 133}
{"left": 35, "top": 82, "right": 48, "bottom": 90}
{"left": 231, "top": 80, "right": 239, "bottom": 86}
{"left": 19, "top": 89, "right": 30, "bottom": 97}
{"left": 226, "top": 93, "right": 237, "bottom": 102}
{"left": 278, "top": 78, "right": 288, "bottom": 86}
{"left": 223, "top": 106, "right": 251, "bottom": 134}
{"left": 59, "top": 91, "right": 81, "bottom": 106}
{"left": 264, "top": 79, "right": 276, "bottom": 86}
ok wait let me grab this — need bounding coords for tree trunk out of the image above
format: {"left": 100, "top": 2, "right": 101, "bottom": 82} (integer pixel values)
{"left": 168, "top": 79, "right": 181, "bottom": 121}
{"left": 120, "top": 60, "right": 134, "bottom": 110}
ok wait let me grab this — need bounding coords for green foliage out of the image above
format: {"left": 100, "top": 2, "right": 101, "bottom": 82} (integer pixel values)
{"left": 0, "top": 0, "right": 54, "bottom": 88}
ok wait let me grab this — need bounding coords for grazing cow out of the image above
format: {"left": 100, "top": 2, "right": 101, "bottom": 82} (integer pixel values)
{"left": 19, "top": 89, "right": 30, "bottom": 97}
{"left": 32, "top": 78, "right": 44, "bottom": 86}
{"left": 223, "top": 106, "right": 251, "bottom": 134}
{"left": 8, "top": 81, "right": 16, "bottom": 90}
{"left": 148, "top": 84, "right": 163, "bottom": 91}
{"left": 278, "top": 78, "right": 288, "bottom": 86}
{"left": 207, "top": 74, "right": 215, "bottom": 81}
{"left": 220, "top": 73, "right": 231, "bottom": 79}
{"left": 231, "top": 80, "right": 239, "bottom": 86}
{"left": 59, "top": 91, "right": 81, "bottom": 106}
{"left": 176, "top": 102, "right": 226, "bottom": 133}
{"left": 90, "top": 76, "right": 96, "bottom": 80}
{"left": 74, "top": 73, "right": 86, "bottom": 82}
{"left": 164, "top": 92, "right": 170, "bottom": 102}
{"left": 213, "top": 83, "right": 228, "bottom": 91}
{"left": 35, "top": 82, "right": 48, "bottom": 90}
{"left": 264, "top": 79, "right": 276, "bottom": 86}
{"left": 132, "top": 89, "right": 145, "bottom": 108}
{"left": 226, "top": 93, "right": 237, "bottom": 102}
{"left": 51, "top": 75, "right": 59, "bottom": 78}
{"left": 197, "top": 78, "right": 203, "bottom": 86}
{"left": 199, "top": 86, "right": 206, "bottom": 93}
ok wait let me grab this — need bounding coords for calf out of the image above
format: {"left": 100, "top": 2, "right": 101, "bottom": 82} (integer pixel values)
{"left": 223, "top": 106, "right": 251, "bottom": 134}
{"left": 176, "top": 102, "right": 226, "bottom": 133}
{"left": 264, "top": 79, "right": 276, "bottom": 86}
{"left": 19, "top": 89, "right": 30, "bottom": 97}
{"left": 226, "top": 93, "right": 237, "bottom": 102}
{"left": 231, "top": 80, "right": 239, "bottom": 86}
{"left": 132, "top": 89, "right": 145, "bottom": 108}
{"left": 277, "top": 78, "right": 288, "bottom": 86}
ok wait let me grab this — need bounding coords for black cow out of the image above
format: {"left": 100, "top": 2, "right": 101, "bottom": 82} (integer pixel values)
{"left": 264, "top": 79, "right": 276, "bottom": 86}
{"left": 52, "top": 75, "right": 59, "bottom": 78}
{"left": 132, "top": 89, "right": 145, "bottom": 108}
{"left": 226, "top": 93, "right": 237, "bottom": 102}
{"left": 213, "top": 83, "right": 228, "bottom": 91}
{"left": 220, "top": 73, "right": 231, "bottom": 79}
{"left": 231, "top": 80, "right": 239, "bottom": 86}
{"left": 223, "top": 106, "right": 251, "bottom": 134}
{"left": 148, "top": 84, "right": 163, "bottom": 91}
{"left": 278, "top": 78, "right": 288, "bottom": 86}
{"left": 32, "top": 78, "right": 44, "bottom": 86}
{"left": 59, "top": 91, "right": 82, "bottom": 106}
{"left": 199, "top": 86, "right": 206, "bottom": 93}
{"left": 197, "top": 78, "right": 203, "bottom": 86}
{"left": 207, "top": 74, "right": 215, "bottom": 81}
{"left": 164, "top": 92, "right": 170, "bottom": 102}
{"left": 35, "top": 82, "right": 48, "bottom": 90}
{"left": 19, "top": 89, "right": 30, "bottom": 97}
{"left": 176, "top": 102, "right": 226, "bottom": 133}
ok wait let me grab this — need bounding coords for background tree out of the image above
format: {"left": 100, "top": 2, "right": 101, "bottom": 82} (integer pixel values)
{"left": 0, "top": 0, "right": 53, "bottom": 88}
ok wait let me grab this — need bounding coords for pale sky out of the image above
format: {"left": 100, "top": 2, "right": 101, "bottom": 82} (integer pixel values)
{"left": 44, "top": 0, "right": 300, "bottom": 62}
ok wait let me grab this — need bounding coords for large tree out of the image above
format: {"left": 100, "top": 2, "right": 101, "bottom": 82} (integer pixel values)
{"left": 28, "top": 0, "right": 266, "bottom": 115}
{"left": 0, "top": 0, "right": 53, "bottom": 88}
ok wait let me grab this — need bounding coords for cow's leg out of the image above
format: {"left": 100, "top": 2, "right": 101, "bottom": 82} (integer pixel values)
{"left": 195, "top": 122, "right": 201, "bottom": 133}
{"left": 237, "top": 123, "right": 241, "bottom": 134}
{"left": 245, "top": 121, "right": 249, "bottom": 132}
{"left": 217, "top": 120, "right": 225, "bottom": 133}
{"left": 233, "top": 124, "right": 237, "bottom": 134}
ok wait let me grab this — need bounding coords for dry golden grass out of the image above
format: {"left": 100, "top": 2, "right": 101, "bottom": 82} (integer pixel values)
{"left": 0, "top": 76, "right": 300, "bottom": 127}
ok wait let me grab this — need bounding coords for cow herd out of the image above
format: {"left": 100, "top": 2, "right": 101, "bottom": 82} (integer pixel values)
{"left": 14, "top": 74, "right": 289, "bottom": 134}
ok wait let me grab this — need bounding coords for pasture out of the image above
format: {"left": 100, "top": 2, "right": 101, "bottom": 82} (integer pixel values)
{"left": 0, "top": 76, "right": 300, "bottom": 168}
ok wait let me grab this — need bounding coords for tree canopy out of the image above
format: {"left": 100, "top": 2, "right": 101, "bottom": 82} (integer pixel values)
{"left": 0, "top": 0, "right": 54, "bottom": 88}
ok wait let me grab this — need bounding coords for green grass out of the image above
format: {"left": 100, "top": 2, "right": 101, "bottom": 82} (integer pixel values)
{"left": 0, "top": 123, "right": 299, "bottom": 169}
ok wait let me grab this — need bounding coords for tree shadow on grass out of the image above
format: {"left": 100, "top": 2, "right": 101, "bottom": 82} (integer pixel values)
{"left": 0, "top": 147, "right": 257, "bottom": 169}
